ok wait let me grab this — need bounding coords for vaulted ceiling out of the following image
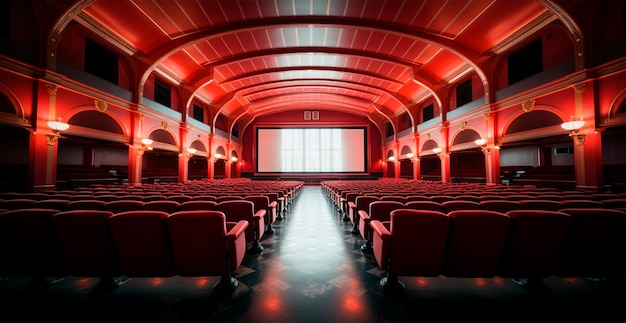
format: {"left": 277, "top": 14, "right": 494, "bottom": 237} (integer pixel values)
{"left": 71, "top": 0, "right": 566, "bottom": 131}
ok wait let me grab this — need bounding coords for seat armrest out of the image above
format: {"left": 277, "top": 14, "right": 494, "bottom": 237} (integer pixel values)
{"left": 370, "top": 220, "right": 391, "bottom": 241}
{"left": 358, "top": 210, "right": 370, "bottom": 220}
{"left": 254, "top": 209, "right": 267, "bottom": 220}
{"left": 269, "top": 201, "right": 278, "bottom": 208}
{"left": 226, "top": 221, "right": 249, "bottom": 241}
{"left": 348, "top": 201, "right": 356, "bottom": 209}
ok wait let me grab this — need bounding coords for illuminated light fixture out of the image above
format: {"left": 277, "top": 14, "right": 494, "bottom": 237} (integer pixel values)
{"left": 387, "top": 156, "right": 395, "bottom": 161}
{"left": 45, "top": 118, "right": 69, "bottom": 146}
{"left": 231, "top": 156, "right": 238, "bottom": 162}
{"left": 474, "top": 139, "right": 486, "bottom": 146}
{"left": 561, "top": 116, "right": 586, "bottom": 146}
{"left": 214, "top": 153, "right": 223, "bottom": 159}
{"left": 432, "top": 147, "right": 442, "bottom": 154}
{"left": 47, "top": 120, "right": 70, "bottom": 132}
{"left": 406, "top": 152, "right": 414, "bottom": 158}
{"left": 560, "top": 116, "right": 585, "bottom": 132}
{"left": 187, "top": 148, "right": 197, "bottom": 154}
{"left": 138, "top": 138, "right": 153, "bottom": 154}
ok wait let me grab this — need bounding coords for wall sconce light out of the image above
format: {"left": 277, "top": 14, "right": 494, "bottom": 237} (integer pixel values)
{"left": 406, "top": 153, "right": 414, "bottom": 158}
{"left": 432, "top": 147, "right": 442, "bottom": 154}
{"left": 474, "top": 138, "right": 499, "bottom": 154}
{"left": 45, "top": 119, "right": 69, "bottom": 146}
{"left": 139, "top": 138, "right": 153, "bottom": 152}
{"left": 231, "top": 156, "right": 238, "bottom": 162}
{"left": 387, "top": 156, "right": 395, "bottom": 161}
{"left": 561, "top": 116, "right": 585, "bottom": 145}
{"left": 214, "top": 153, "right": 223, "bottom": 159}
{"left": 187, "top": 148, "right": 197, "bottom": 154}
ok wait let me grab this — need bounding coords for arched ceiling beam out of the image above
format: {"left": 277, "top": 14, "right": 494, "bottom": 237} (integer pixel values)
{"left": 136, "top": 17, "right": 490, "bottom": 102}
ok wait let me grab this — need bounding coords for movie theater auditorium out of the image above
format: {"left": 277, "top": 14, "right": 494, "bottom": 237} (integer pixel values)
{"left": 0, "top": 1, "right": 625, "bottom": 322}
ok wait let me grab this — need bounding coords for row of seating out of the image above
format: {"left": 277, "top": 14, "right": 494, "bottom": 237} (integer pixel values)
{"left": 369, "top": 207, "right": 626, "bottom": 292}
{"left": 0, "top": 208, "right": 248, "bottom": 292}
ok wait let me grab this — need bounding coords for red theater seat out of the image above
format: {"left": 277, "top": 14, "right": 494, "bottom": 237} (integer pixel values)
{"left": 370, "top": 209, "right": 449, "bottom": 291}
{"left": 498, "top": 210, "right": 571, "bottom": 289}
{"left": 0, "top": 208, "right": 68, "bottom": 285}
{"left": 443, "top": 210, "right": 510, "bottom": 277}
{"left": 143, "top": 200, "right": 181, "bottom": 213}
{"left": 52, "top": 210, "right": 126, "bottom": 291}
{"left": 217, "top": 200, "right": 266, "bottom": 252}
{"left": 167, "top": 210, "right": 248, "bottom": 290}
{"left": 245, "top": 195, "right": 277, "bottom": 235}
{"left": 555, "top": 208, "right": 626, "bottom": 282}
{"left": 109, "top": 210, "right": 175, "bottom": 277}
{"left": 179, "top": 200, "right": 218, "bottom": 211}
{"left": 358, "top": 200, "right": 404, "bottom": 253}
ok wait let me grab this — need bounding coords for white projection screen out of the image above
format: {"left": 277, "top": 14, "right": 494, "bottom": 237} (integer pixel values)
{"left": 256, "top": 127, "right": 367, "bottom": 173}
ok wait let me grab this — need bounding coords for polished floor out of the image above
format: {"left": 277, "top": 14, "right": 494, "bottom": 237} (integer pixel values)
{"left": 0, "top": 185, "right": 625, "bottom": 322}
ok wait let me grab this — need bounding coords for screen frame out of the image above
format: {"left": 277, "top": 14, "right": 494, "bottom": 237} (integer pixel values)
{"left": 255, "top": 126, "right": 368, "bottom": 174}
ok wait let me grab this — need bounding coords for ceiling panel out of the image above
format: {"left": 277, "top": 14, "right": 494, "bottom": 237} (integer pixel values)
{"left": 78, "top": 0, "right": 554, "bottom": 128}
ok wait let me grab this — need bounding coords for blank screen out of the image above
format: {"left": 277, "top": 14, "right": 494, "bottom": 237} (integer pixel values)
{"left": 257, "top": 128, "right": 366, "bottom": 173}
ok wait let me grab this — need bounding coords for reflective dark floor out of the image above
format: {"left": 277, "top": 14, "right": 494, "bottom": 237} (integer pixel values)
{"left": 0, "top": 185, "right": 625, "bottom": 322}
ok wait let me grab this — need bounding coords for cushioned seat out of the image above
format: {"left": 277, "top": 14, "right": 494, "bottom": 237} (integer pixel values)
{"left": 167, "top": 210, "right": 248, "bottom": 291}
{"left": 143, "top": 200, "right": 181, "bottom": 213}
{"left": 104, "top": 200, "right": 145, "bottom": 213}
{"left": 217, "top": 200, "right": 266, "bottom": 252}
{"left": 0, "top": 208, "right": 68, "bottom": 286}
{"left": 52, "top": 210, "right": 127, "bottom": 291}
{"left": 498, "top": 210, "right": 571, "bottom": 289}
{"left": 245, "top": 195, "right": 277, "bottom": 235}
{"left": 479, "top": 200, "right": 521, "bottom": 213}
{"left": 441, "top": 200, "right": 481, "bottom": 213}
{"left": 348, "top": 196, "right": 379, "bottom": 235}
{"left": 554, "top": 208, "right": 626, "bottom": 282}
{"left": 358, "top": 200, "right": 404, "bottom": 253}
{"left": 370, "top": 209, "right": 450, "bottom": 291}
{"left": 403, "top": 200, "right": 443, "bottom": 212}
{"left": 179, "top": 200, "right": 218, "bottom": 211}
{"left": 109, "top": 210, "right": 176, "bottom": 277}
{"left": 443, "top": 210, "right": 510, "bottom": 277}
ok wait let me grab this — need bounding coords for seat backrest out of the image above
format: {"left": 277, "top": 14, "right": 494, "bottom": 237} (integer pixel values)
{"left": 244, "top": 195, "right": 270, "bottom": 212}
{"left": 555, "top": 208, "right": 626, "bottom": 277}
{"left": 560, "top": 199, "right": 603, "bottom": 209}
{"left": 190, "top": 195, "right": 217, "bottom": 202}
{"left": 143, "top": 200, "right": 181, "bottom": 213}
{"left": 0, "top": 198, "right": 36, "bottom": 210}
{"left": 443, "top": 210, "right": 510, "bottom": 277}
{"left": 108, "top": 210, "right": 175, "bottom": 277}
{"left": 52, "top": 210, "right": 122, "bottom": 277}
{"left": 66, "top": 200, "right": 107, "bottom": 211}
{"left": 179, "top": 200, "right": 217, "bottom": 211}
{"left": 388, "top": 209, "right": 450, "bottom": 276}
{"left": 367, "top": 201, "right": 405, "bottom": 222}
{"left": 34, "top": 199, "right": 71, "bottom": 211}
{"left": 518, "top": 199, "right": 565, "bottom": 211}
{"left": 441, "top": 200, "right": 481, "bottom": 213}
{"left": 167, "top": 210, "right": 239, "bottom": 276}
{"left": 0, "top": 208, "right": 68, "bottom": 277}
{"left": 403, "top": 201, "right": 442, "bottom": 212}
{"left": 429, "top": 195, "right": 453, "bottom": 204}
{"left": 104, "top": 200, "right": 145, "bottom": 213}
{"left": 216, "top": 195, "right": 243, "bottom": 203}
{"left": 498, "top": 210, "right": 571, "bottom": 278}
{"left": 380, "top": 195, "right": 406, "bottom": 203}
{"left": 217, "top": 200, "right": 257, "bottom": 242}
{"left": 600, "top": 198, "right": 626, "bottom": 209}
{"left": 479, "top": 200, "right": 521, "bottom": 213}
{"left": 355, "top": 196, "right": 379, "bottom": 212}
